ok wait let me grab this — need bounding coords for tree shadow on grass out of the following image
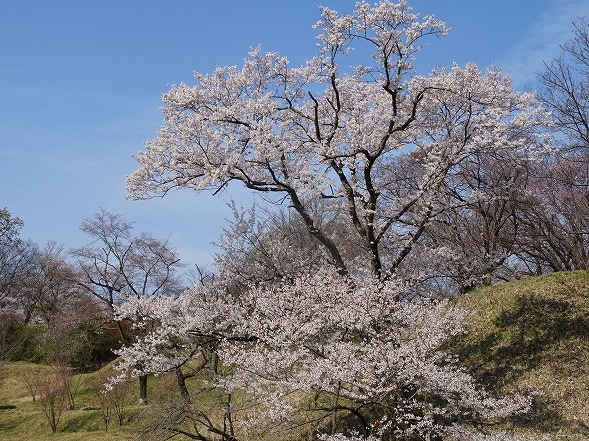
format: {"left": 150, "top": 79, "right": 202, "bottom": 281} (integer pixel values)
{"left": 60, "top": 412, "right": 99, "bottom": 433}
{"left": 455, "top": 295, "right": 589, "bottom": 436}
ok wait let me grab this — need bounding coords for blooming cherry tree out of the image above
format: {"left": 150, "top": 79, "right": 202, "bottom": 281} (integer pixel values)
{"left": 127, "top": 0, "right": 549, "bottom": 281}
{"left": 114, "top": 268, "right": 532, "bottom": 440}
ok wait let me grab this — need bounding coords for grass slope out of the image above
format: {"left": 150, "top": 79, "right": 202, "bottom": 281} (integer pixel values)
{"left": 0, "top": 361, "right": 229, "bottom": 441}
{"left": 456, "top": 270, "right": 589, "bottom": 440}
{"left": 0, "top": 361, "right": 171, "bottom": 441}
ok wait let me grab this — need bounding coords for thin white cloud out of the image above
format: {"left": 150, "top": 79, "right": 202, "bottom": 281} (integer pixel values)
{"left": 501, "top": 0, "right": 587, "bottom": 87}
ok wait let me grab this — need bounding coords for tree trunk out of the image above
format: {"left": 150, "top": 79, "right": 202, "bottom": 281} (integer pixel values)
{"left": 175, "top": 367, "right": 191, "bottom": 402}
{"left": 138, "top": 375, "right": 147, "bottom": 405}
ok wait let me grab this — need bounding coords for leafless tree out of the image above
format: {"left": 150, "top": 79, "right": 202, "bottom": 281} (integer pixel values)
{"left": 71, "top": 208, "right": 184, "bottom": 404}
{"left": 422, "top": 150, "right": 531, "bottom": 293}
{"left": 513, "top": 17, "right": 589, "bottom": 273}
{"left": 514, "top": 156, "right": 589, "bottom": 272}
{"left": 17, "top": 242, "right": 80, "bottom": 324}
{"left": 38, "top": 373, "right": 68, "bottom": 433}
{"left": 537, "top": 18, "right": 589, "bottom": 153}
{"left": 93, "top": 371, "right": 131, "bottom": 431}
{"left": 22, "top": 365, "right": 43, "bottom": 402}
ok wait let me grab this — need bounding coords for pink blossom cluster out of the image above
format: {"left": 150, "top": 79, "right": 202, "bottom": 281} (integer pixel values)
{"left": 114, "top": 268, "right": 532, "bottom": 439}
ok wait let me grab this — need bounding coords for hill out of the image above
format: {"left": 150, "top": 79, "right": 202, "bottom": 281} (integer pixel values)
{"left": 455, "top": 270, "right": 589, "bottom": 440}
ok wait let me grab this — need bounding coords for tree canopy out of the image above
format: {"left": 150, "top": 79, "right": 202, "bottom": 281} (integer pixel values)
{"left": 127, "top": 1, "right": 549, "bottom": 283}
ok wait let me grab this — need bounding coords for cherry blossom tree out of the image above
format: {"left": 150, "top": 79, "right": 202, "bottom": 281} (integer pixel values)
{"left": 127, "top": 0, "right": 549, "bottom": 282}
{"left": 114, "top": 268, "right": 532, "bottom": 440}
{"left": 118, "top": 2, "right": 552, "bottom": 439}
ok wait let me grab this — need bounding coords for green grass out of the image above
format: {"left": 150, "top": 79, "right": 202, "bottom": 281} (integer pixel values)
{"left": 0, "top": 361, "right": 142, "bottom": 440}
{"left": 0, "top": 360, "right": 234, "bottom": 441}
{"left": 455, "top": 270, "right": 589, "bottom": 440}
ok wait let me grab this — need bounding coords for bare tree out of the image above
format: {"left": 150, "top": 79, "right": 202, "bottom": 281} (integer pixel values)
{"left": 38, "top": 373, "right": 67, "bottom": 433}
{"left": 93, "top": 371, "right": 131, "bottom": 431}
{"left": 15, "top": 242, "right": 80, "bottom": 324}
{"left": 22, "top": 365, "right": 42, "bottom": 402}
{"left": 71, "top": 208, "right": 184, "bottom": 404}
{"left": 537, "top": 17, "right": 589, "bottom": 153}
{"left": 514, "top": 156, "right": 589, "bottom": 272}
{"left": 512, "top": 17, "right": 589, "bottom": 273}
{"left": 422, "top": 150, "right": 531, "bottom": 293}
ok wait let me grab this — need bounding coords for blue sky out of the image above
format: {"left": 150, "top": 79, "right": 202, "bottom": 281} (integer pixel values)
{"left": 1, "top": 0, "right": 587, "bottom": 268}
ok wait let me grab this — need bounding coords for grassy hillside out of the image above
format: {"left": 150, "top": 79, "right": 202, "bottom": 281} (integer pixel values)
{"left": 0, "top": 361, "right": 227, "bottom": 441}
{"left": 0, "top": 361, "right": 142, "bottom": 441}
{"left": 1, "top": 271, "right": 587, "bottom": 440}
{"left": 455, "top": 270, "right": 589, "bottom": 440}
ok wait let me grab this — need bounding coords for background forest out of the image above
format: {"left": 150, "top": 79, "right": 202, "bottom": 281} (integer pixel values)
{"left": 1, "top": 2, "right": 589, "bottom": 440}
